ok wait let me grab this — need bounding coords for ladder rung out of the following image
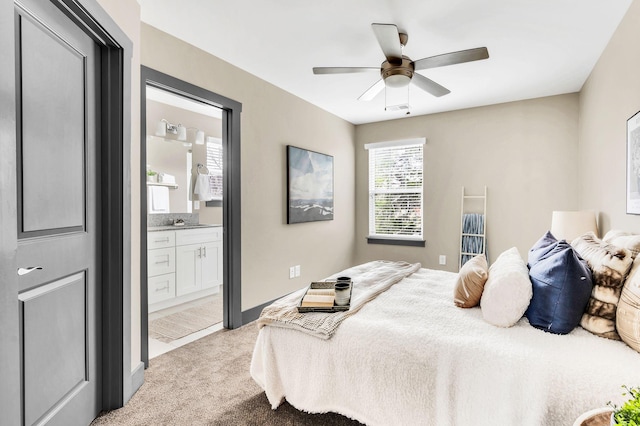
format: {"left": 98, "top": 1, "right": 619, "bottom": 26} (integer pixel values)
{"left": 462, "top": 233, "right": 485, "bottom": 237}
{"left": 463, "top": 195, "right": 485, "bottom": 199}
{"left": 461, "top": 251, "right": 484, "bottom": 256}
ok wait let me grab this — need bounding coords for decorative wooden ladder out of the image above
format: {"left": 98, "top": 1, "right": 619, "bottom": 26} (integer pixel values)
{"left": 459, "top": 186, "right": 487, "bottom": 270}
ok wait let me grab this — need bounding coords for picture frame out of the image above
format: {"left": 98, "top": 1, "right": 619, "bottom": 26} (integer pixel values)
{"left": 627, "top": 110, "right": 640, "bottom": 214}
{"left": 287, "top": 145, "right": 334, "bottom": 224}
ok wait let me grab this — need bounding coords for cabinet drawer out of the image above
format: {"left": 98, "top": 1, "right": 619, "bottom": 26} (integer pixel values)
{"left": 175, "top": 227, "right": 221, "bottom": 246}
{"left": 147, "top": 231, "right": 175, "bottom": 249}
{"left": 148, "top": 273, "right": 176, "bottom": 304}
{"left": 148, "top": 247, "right": 175, "bottom": 276}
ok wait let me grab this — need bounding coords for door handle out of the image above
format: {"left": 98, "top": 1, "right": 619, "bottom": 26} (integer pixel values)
{"left": 198, "top": 247, "right": 202, "bottom": 258}
{"left": 18, "top": 266, "right": 43, "bottom": 276}
{"left": 203, "top": 246, "right": 207, "bottom": 257}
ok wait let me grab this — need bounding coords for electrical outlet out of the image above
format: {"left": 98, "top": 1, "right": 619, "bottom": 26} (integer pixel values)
{"left": 295, "top": 265, "right": 301, "bottom": 277}
{"left": 439, "top": 255, "right": 447, "bottom": 265}
{"left": 289, "top": 266, "right": 295, "bottom": 279}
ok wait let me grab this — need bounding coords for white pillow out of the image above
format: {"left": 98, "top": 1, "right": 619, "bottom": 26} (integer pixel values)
{"left": 481, "top": 247, "right": 532, "bottom": 327}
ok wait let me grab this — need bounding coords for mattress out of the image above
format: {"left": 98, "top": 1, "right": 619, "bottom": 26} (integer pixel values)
{"left": 250, "top": 267, "right": 640, "bottom": 426}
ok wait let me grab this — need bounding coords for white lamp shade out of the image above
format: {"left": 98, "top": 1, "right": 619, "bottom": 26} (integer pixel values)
{"left": 550, "top": 211, "right": 599, "bottom": 242}
{"left": 195, "top": 130, "right": 205, "bottom": 145}
{"left": 155, "top": 120, "right": 166, "bottom": 137}
{"left": 177, "top": 125, "right": 187, "bottom": 141}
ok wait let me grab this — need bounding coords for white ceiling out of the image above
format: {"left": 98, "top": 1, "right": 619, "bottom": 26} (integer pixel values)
{"left": 138, "top": 0, "right": 632, "bottom": 125}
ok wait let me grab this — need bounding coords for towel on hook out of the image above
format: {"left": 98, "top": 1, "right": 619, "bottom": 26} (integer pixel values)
{"left": 192, "top": 174, "right": 213, "bottom": 201}
{"left": 148, "top": 186, "right": 170, "bottom": 213}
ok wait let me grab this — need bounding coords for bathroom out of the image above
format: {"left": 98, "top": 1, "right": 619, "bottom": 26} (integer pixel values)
{"left": 145, "top": 85, "right": 224, "bottom": 358}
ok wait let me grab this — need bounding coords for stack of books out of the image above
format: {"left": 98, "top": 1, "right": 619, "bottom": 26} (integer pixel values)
{"left": 297, "top": 281, "right": 351, "bottom": 312}
{"left": 300, "top": 288, "right": 335, "bottom": 308}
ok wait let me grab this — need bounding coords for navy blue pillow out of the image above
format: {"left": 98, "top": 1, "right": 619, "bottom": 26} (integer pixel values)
{"left": 525, "top": 236, "right": 593, "bottom": 335}
{"left": 528, "top": 231, "right": 560, "bottom": 268}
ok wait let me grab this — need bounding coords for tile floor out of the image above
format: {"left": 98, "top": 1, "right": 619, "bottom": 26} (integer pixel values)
{"left": 148, "top": 295, "right": 224, "bottom": 359}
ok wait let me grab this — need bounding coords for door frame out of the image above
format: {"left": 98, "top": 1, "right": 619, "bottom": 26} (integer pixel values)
{"left": 140, "top": 66, "right": 243, "bottom": 367}
{"left": 0, "top": 0, "right": 133, "bottom": 422}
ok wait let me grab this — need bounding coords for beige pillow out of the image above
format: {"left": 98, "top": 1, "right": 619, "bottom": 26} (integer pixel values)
{"left": 617, "top": 256, "right": 640, "bottom": 353}
{"left": 603, "top": 230, "right": 640, "bottom": 258}
{"left": 571, "top": 232, "right": 633, "bottom": 340}
{"left": 454, "top": 254, "right": 488, "bottom": 308}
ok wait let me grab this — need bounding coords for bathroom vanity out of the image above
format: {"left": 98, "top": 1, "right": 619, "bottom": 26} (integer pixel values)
{"left": 147, "top": 224, "right": 222, "bottom": 312}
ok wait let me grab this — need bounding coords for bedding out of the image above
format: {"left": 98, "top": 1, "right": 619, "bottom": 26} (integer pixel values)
{"left": 572, "top": 232, "right": 633, "bottom": 340}
{"left": 479, "top": 247, "right": 532, "bottom": 327}
{"left": 256, "top": 260, "right": 421, "bottom": 339}
{"left": 251, "top": 265, "right": 640, "bottom": 426}
{"left": 525, "top": 232, "right": 593, "bottom": 334}
{"left": 617, "top": 256, "right": 640, "bottom": 352}
{"left": 453, "top": 253, "right": 488, "bottom": 308}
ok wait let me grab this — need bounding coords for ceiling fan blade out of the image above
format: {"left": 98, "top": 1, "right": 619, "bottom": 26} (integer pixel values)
{"left": 313, "top": 67, "right": 379, "bottom": 75}
{"left": 358, "top": 79, "right": 385, "bottom": 101}
{"left": 371, "top": 23, "right": 403, "bottom": 65}
{"left": 412, "top": 73, "right": 450, "bottom": 97}
{"left": 413, "top": 47, "right": 489, "bottom": 71}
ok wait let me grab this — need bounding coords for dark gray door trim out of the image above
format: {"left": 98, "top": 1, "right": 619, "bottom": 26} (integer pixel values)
{"left": 1, "top": 1, "right": 133, "bottom": 422}
{"left": 52, "top": 0, "right": 134, "bottom": 409}
{"left": 140, "top": 66, "right": 243, "bottom": 368}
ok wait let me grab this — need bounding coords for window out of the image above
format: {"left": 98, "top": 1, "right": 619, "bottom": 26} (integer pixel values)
{"left": 206, "top": 137, "right": 223, "bottom": 200}
{"left": 365, "top": 138, "right": 425, "bottom": 246}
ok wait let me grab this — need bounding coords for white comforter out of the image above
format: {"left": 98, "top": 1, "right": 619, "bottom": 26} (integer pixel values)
{"left": 250, "top": 267, "right": 640, "bottom": 426}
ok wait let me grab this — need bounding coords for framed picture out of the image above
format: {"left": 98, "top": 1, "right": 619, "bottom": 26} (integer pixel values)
{"left": 627, "top": 110, "right": 640, "bottom": 214}
{"left": 287, "top": 145, "right": 334, "bottom": 224}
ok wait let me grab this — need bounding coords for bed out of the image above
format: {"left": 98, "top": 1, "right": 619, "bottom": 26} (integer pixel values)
{"left": 250, "top": 260, "right": 640, "bottom": 426}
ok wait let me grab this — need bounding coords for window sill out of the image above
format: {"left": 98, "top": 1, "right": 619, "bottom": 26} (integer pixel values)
{"left": 367, "top": 237, "right": 425, "bottom": 247}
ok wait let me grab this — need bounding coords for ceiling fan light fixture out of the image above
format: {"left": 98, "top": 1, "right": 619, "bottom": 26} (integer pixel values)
{"left": 385, "top": 74, "right": 411, "bottom": 88}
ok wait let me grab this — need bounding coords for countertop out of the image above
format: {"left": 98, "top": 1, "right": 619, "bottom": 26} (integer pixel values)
{"left": 148, "top": 224, "right": 222, "bottom": 232}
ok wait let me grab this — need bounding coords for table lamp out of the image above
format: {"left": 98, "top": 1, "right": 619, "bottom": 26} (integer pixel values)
{"left": 550, "top": 210, "right": 599, "bottom": 242}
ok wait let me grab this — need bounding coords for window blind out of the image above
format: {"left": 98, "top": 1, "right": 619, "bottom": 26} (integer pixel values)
{"left": 206, "top": 139, "right": 223, "bottom": 200}
{"left": 368, "top": 143, "right": 423, "bottom": 238}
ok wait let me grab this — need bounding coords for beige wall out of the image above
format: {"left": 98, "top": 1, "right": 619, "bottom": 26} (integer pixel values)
{"left": 355, "top": 94, "right": 580, "bottom": 271}
{"left": 96, "top": 0, "right": 141, "bottom": 373}
{"left": 579, "top": 0, "right": 640, "bottom": 233}
{"left": 94, "top": 0, "right": 640, "bottom": 379}
{"left": 141, "top": 24, "right": 356, "bottom": 310}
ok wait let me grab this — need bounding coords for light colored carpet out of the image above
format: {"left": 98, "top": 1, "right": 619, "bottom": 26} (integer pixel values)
{"left": 149, "top": 294, "right": 223, "bottom": 343}
{"left": 92, "top": 323, "right": 362, "bottom": 425}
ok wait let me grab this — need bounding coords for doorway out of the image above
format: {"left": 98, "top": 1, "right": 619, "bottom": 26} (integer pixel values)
{"left": 145, "top": 86, "right": 224, "bottom": 357}
{"left": 140, "top": 67, "right": 242, "bottom": 367}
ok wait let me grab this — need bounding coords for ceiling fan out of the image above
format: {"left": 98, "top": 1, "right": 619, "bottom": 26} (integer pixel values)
{"left": 312, "top": 23, "right": 489, "bottom": 101}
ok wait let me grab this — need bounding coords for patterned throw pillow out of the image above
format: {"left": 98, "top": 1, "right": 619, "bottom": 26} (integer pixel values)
{"left": 603, "top": 230, "right": 640, "bottom": 258}
{"left": 617, "top": 257, "right": 640, "bottom": 353}
{"left": 453, "top": 254, "right": 488, "bottom": 308}
{"left": 571, "top": 232, "right": 633, "bottom": 340}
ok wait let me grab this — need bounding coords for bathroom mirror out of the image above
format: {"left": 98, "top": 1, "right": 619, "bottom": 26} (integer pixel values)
{"left": 145, "top": 85, "right": 223, "bottom": 223}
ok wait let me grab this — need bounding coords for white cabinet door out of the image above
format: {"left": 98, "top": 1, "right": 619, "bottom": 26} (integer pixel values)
{"left": 176, "top": 243, "right": 202, "bottom": 296}
{"left": 201, "top": 241, "right": 222, "bottom": 290}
